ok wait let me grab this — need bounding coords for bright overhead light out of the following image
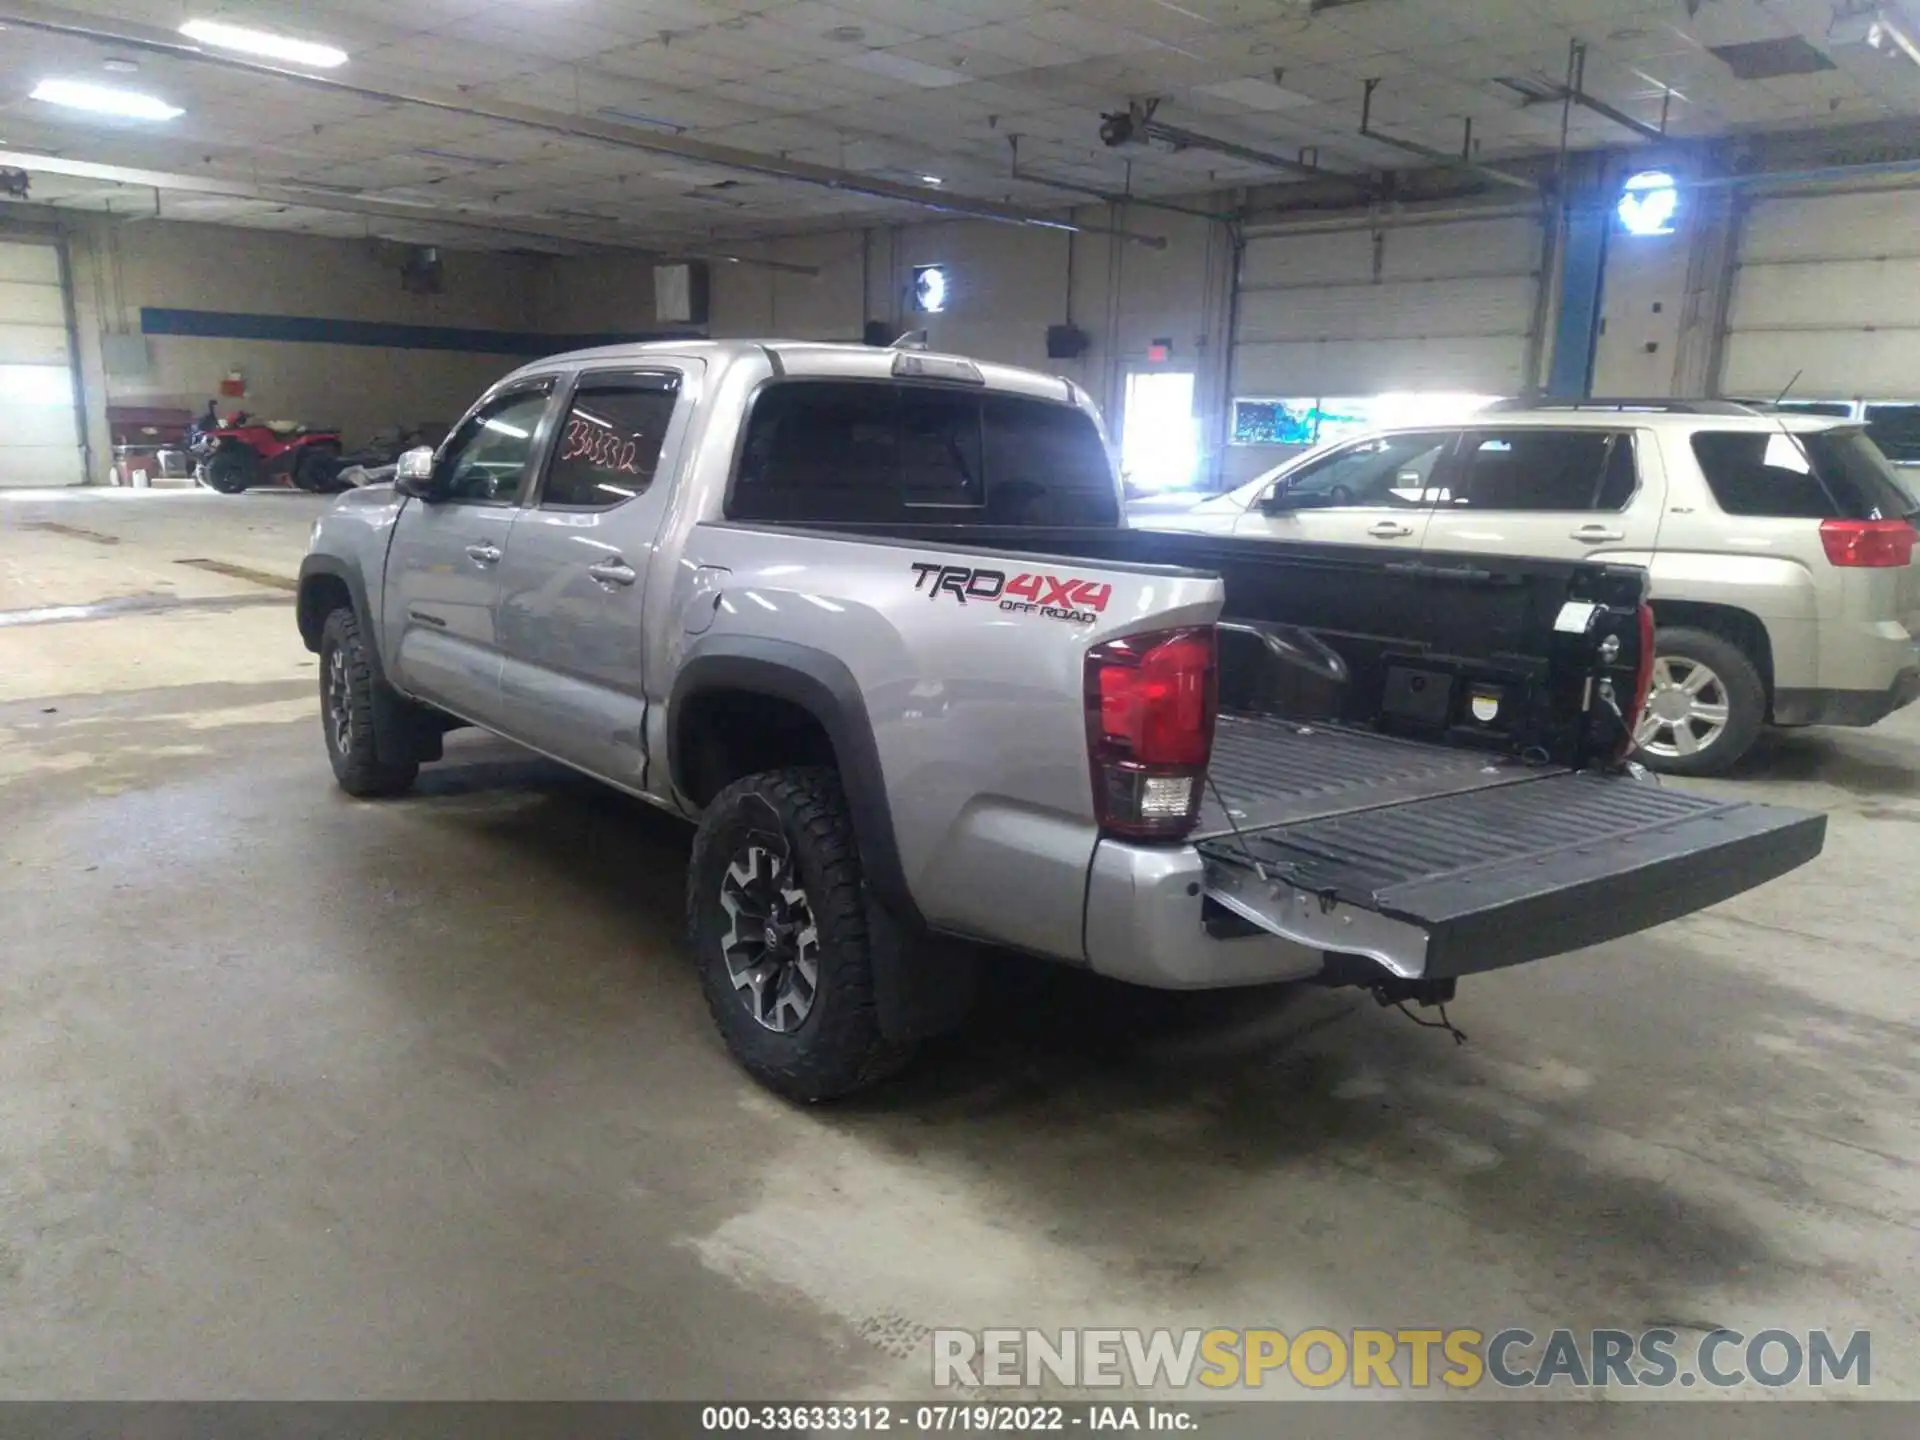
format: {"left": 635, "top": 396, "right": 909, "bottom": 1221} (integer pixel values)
{"left": 919, "top": 174, "right": 943, "bottom": 186}
{"left": 1617, "top": 169, "right": 1678, "bottom": 237}
{"left": 180, "top": 19, "right": 348, "bottom": 68}
{"left": 913, "top": 263, "right": 949, "bottom": 314}
{"left": 30, "top": 79, "right": 183, "bottom": 120}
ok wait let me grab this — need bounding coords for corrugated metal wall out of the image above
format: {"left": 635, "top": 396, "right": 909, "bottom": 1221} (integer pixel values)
{"left": 1231, "top": 214, "right": 1544, "bottom": 397}
{"left": 0, "top": 240, "right": 84, "bottom": 488}
{"left": 1721, "top": 188, "right": 1920, "bottom": 398}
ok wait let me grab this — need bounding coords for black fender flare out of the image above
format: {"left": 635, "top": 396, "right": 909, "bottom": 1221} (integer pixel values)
{"left": 669, "top": 637, "right": 975, "bottom": 1042}
{"left": 296, "top": 554, "right": 440, "bottom": 767}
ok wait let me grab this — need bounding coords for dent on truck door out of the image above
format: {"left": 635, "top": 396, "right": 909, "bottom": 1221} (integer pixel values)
{"left": 384, "top": 383, "right": 556, "bottom": 719}
{"left": 494, "top": 368, "right": 688, "bottom": 784}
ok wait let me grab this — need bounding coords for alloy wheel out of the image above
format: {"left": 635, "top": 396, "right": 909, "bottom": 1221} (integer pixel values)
{"left": 325, "top": 644, "right": 353, "bottom": 755}
{"left": 1635, "top": 654, "right": 1731, "bottom": 760}
{"left": 718, "top": 841, "right": 820, "bottom": 1033}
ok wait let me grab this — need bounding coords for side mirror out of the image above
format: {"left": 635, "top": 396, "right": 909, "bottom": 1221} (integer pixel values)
{"left": 393, "top": 446, "right": 439, "bottom": 499}
{"left": 1257, "top": 482, "right": 1299, "bottom": 513}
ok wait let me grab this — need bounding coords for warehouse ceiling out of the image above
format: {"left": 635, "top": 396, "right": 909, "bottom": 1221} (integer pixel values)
{"left": 1, "top": 0, "right": 1917, "bottom": 252}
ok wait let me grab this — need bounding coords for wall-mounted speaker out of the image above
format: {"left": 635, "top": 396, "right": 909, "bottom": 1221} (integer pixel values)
{"left": 655, "top": 261, "right": 711, "bottom": 325}
{"left": 1046, "top": 323, "right": 1091, "bottom": 359}
{"left": 400, "top": 246, "right": 442, "bottom": 295}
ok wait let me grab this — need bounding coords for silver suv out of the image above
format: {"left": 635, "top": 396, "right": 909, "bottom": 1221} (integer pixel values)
{"left": 1150, "top": 400, "right": 1920, "bottom": 775}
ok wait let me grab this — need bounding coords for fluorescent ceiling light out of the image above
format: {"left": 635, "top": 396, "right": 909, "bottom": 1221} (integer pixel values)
{"left": 841, "top": 51, "right": 966, "bottom": 88}
{"left": 919, "top": 175, "right": 943, "bottom": 186}
{"left": 1196, "top": 77, "right": 1318, "bottom": 111}
{"left": 180, "top": 20, "right": 347, "bottom": 68}
{"left": 30, "top": 78, "right": 183, "bottom": 120}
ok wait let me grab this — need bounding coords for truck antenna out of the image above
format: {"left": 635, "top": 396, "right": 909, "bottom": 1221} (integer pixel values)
{"left": 890, "top": 329, "right": 930, "bottom": 351}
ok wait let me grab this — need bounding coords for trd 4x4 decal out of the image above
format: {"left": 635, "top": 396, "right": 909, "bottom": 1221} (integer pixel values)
{"left": 910, "top": 562, "right": 1112, "bottom": 624}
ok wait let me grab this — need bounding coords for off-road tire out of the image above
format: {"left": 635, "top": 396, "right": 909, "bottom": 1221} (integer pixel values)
{"left": 318, "top": 606, "right": 419, "bottom": 797}
{"left": 294, "top": 445, "right": 344, "bottom": 493}
{"left": 1635, "top": 626, "right": 1766, "bottom": 778}
{"left": 689, "top": 767, "right": 914, "bottom": 1101}
{"left": 202, "top": 449, "right": 255, "bottom": 494}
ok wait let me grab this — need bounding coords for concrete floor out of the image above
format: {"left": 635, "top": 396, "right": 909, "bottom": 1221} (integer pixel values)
{"left": 0, "top": 488, "right": 1915, "bottom": 1413}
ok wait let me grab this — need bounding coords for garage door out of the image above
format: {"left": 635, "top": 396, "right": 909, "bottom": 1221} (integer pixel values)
{"left": 1721, "top": 189, "right": 1920, "bottom": 398}
{"left": 0, "top": 240, "right": 85, "bottom": 488}
{"left": 1232, "top": 214, "right": 1544, "bottom": 397}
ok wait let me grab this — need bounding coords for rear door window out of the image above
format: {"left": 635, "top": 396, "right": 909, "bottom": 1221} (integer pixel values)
{"left": 541, "top": 372, "right": 679, "bottom": 510}
{"left": 731, "top": 381, "right": 1116, "bottom": 526}
{"left": 1691, "top": 429, "right": 1918, "bottom": 519}
{"left": 1450, "top": 430, "right": 1630, "bottom": 511}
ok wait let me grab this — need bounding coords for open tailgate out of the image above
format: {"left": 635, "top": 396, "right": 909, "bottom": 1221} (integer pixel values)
{"left": 1197, "top": 722, "right": 1826, "bottom": 980}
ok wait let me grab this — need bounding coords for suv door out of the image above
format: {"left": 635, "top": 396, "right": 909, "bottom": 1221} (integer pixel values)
{"left": 382, "top": 380, "right": 557, "bottom": 720}
{"left": 1421, "top": 426, "right": 1665, "bottom": 562}
{"left": 1233, "top": 431, "right": 1454, "bottom": 549}
{"left": 493, "top": 365, "right": 691, "bottom": 783}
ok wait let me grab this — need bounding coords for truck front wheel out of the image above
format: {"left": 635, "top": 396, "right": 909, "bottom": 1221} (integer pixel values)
{"left": 688, "top": 767, "right": 914, "bottom": 1101}
{"left": 318, "top": 606, "right": 420, "bottom": 797}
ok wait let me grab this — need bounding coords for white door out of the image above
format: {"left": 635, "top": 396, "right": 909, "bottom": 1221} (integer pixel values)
{"left": 1120, "top": 371, "right": 1198, "bottom": 492}
{"left": 1232, "top": 215, "right": 1542, "bottom": 398}
{"left": 1234, "top": 430, "right": 1454, "bottom": 550}
{"left": 0, "top": 241, "right": 84, "bottom": 488}
{"left": 1422, "top": 426, "right": 1665, "bottom": 563}
{"left": 1722, "top": 190, "right": 1920, "bottom": 399}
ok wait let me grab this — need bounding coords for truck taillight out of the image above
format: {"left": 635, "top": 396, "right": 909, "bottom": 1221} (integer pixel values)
{"left": 1084, "top": 626, "right": 1217, "bottom": 840}
{"left": 1819, "top": 517, "right": 1917, "bottom": 568}
{"left": 1619, "top": 601, "right": 1656, "bottom": 758}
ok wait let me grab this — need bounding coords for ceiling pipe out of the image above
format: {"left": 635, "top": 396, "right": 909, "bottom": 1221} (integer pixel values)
{"left": 1359, "top": 78, "right": 1539, "bottom": 193}
{"left": 1, "top": 147, "right": 825, "bottom": 273}
{"left": 1, "top": 149, "right": 609, "bottom": 250}
{"left": 1496, "top": 41, "right": 1672, "bottom": 145}
{"left": 0, "top": 2, "right": 1167, "bottom": 248}
{"left": 1005, "top": 135, "right": 1238, "bottom": 222}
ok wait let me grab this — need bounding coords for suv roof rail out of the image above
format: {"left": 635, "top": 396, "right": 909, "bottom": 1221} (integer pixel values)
{"left": 1482, "top": 397, "right": 1765, "bottom": 416}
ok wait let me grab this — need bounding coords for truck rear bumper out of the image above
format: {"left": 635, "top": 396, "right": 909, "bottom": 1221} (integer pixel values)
{"left": 1082, "top": 770, "right": 1827, "bottom": 991}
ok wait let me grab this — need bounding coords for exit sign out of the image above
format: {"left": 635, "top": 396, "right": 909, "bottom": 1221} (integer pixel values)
{"left": 1146, "top": 338, "right": 1173, "bottom": 362}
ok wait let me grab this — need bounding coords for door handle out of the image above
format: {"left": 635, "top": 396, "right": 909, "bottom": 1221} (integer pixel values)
{"left": 1367, "top": 521, "right": 1415, "bottom": 538}
{"left": 1570, "top": 525, "right": 1625, "bottom": 543}
{"left": 587, "top": 559, "right": 638, "bottom": 588}
{"left": 465, "top": 543, "right": 502, "bottom": 564}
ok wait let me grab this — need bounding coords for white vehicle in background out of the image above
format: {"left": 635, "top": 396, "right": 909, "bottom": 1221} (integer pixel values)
{"left": 1145, "top": 399, "right": 1920, "bottom": 776}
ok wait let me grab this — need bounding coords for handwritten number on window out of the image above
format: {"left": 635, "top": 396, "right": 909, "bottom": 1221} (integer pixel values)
{"left": 560, "top": 415, "right": 642, "bottom": 476}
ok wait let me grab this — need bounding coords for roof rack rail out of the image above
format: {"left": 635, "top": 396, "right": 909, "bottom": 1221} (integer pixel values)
{"left": 1483, "top": 397, "right": 1763, "bottom": 416}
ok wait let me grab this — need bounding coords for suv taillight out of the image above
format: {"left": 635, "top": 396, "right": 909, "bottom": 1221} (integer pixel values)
{"left": 1820, "top": 517, "right": 1917, "bottom": 568}
{"left": 1084, "top": 626, "right": 1218, "bottom": 840}
{"left": 1619, "top": 601, "right": 1656, "bottom": 758}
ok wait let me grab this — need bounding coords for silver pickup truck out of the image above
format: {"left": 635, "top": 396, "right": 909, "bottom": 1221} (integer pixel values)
{"left": 298, "top": 340, "right": 1827, "bottom": 1099}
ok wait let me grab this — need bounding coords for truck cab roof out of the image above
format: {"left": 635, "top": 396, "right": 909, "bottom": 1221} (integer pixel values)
{"left": 500, "top": 338, "right": 1092, "bottom": 410}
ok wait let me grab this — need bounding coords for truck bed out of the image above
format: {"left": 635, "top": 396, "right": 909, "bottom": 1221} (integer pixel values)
{"left": 1195, "top": 713, "right": 1558, "bottom": 838}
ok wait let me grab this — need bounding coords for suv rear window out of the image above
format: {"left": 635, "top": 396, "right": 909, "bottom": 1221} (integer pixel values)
{"left": 1691, "top": 429, "right": 1918, "bottom": 520}
{"left": 730, "top": 380, "right": 1117, "bottom": 526}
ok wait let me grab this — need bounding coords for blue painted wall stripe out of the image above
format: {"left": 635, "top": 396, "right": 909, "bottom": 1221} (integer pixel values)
{"left": 1545, "top": 206, "right": 1610, "bottom": 399}
{"left": 139, "top": 307, "right": 697, "bottom": 357}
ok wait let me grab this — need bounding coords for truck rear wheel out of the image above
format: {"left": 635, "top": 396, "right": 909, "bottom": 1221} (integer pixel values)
{"left": 1634, "top": 626, "right": 1765, "bottom": 777}
{"left": 688, "top": 767, "right": 914, "bottom": 1101}
{"left": 318, "top": 606, "right": 419, "bottom": 797}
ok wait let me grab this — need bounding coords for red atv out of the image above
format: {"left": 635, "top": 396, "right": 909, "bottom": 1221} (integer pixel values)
{"left": 189, "top": 401, "right": 346, "bottom": 494}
